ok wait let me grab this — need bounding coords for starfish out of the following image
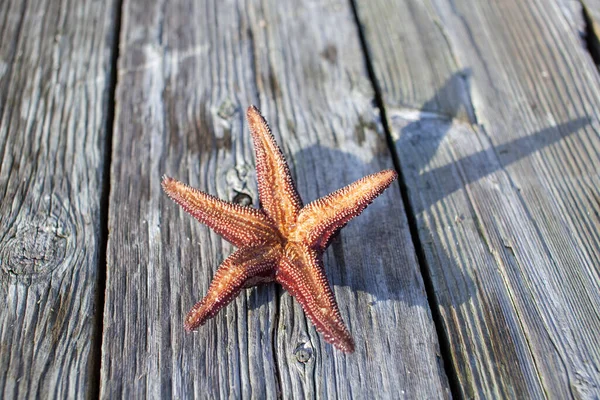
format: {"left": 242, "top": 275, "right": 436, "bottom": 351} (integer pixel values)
{"left": 162, "top": 106, "right": 397, "bottom": 353}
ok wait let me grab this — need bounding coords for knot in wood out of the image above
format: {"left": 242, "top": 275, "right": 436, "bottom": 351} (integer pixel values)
{"left": 294, "top": 344, "right": 313, "bottom": 363}
{"left": 232, "top": 192, "right": 253, "bottom": 206}
{"left": 226, "top": 164, "right": 257, "bottom": 207}
{"left": 0, "top": 217, "right": 69, "bottom": 283}
{"left": 216, "top": 98, "right": 238, "bottom": 121}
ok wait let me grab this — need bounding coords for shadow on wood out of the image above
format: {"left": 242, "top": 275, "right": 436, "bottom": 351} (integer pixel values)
{"left": 390, "top": 72, "right": 590, "bottom": 309}
{"left": 397, "top": 115, "right": 591, "bottom": 216}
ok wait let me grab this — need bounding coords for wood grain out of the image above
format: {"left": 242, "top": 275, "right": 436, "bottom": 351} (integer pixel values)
{"left": 0, "top": 0, "right": 117, "bottom": 397}
{"left": 355, "top": 0, "right": 600, "bottom": 397}
{"left": 101, "top": 0, "right": 449, "bottom": 397}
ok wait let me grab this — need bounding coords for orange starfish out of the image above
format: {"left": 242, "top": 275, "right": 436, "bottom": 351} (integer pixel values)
{"left": 162, "top": 106, "right": 397, "bottom": 353}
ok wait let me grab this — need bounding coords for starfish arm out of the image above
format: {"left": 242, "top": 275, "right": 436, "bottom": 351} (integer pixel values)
{"left": 246, "top": 106, "right": 302, "bottom": 234}
{"left": 292, "top": 169, "right": 397, "bottom": 250}
{"left": 185, "top": 245, "right": 280, "bottom": 331}
{"left": 277, "top": 243, "right": 355, "bottom": 353}
{"left": 162, "top": 176, "right": 277, "bottom": 248}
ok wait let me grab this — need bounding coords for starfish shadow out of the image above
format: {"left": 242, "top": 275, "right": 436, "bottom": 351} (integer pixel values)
{"left": 248, "top": 71, "right": 589, "bottom": 313}
{"left": 390, "top": 71, "right": 589, "bottom": 308}
{"left": 415, "top": 118, "right": 589, "bottom": 212}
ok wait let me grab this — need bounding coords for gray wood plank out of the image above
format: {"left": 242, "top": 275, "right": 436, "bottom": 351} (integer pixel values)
{"left": 355, "top": 0, "right": 600, "bottom": 397}
{"left": 101, "top": 0, "right": 450, "bottom": 398}
{"left": 0, "top": 0, "right": 117, "bottom": 397}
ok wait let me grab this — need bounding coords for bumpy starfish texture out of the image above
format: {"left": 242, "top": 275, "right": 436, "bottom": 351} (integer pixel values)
{"left": 162, "top": 106, "right": 397, "bottom": 353}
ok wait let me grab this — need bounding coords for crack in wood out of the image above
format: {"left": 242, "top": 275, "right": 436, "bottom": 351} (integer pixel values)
{"left": 349, "top": 0, "right": 460, "bottom": 398}
{"left": 581, "top": 1, "right": 600, "bottom": 66}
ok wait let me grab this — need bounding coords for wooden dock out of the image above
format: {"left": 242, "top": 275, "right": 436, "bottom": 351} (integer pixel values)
{"left": 1, "top": 0, "right": 600, "bottom": 398}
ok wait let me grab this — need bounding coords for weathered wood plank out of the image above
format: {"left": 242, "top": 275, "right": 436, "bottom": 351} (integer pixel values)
{"left": 356, "top": 0, "right": 600, "bottom": 397}
{"left": 101, "top": 0, "right": 449, "bottom": 397}
{"left": 0, "top": 0, "right": 117, "bottom": 397}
